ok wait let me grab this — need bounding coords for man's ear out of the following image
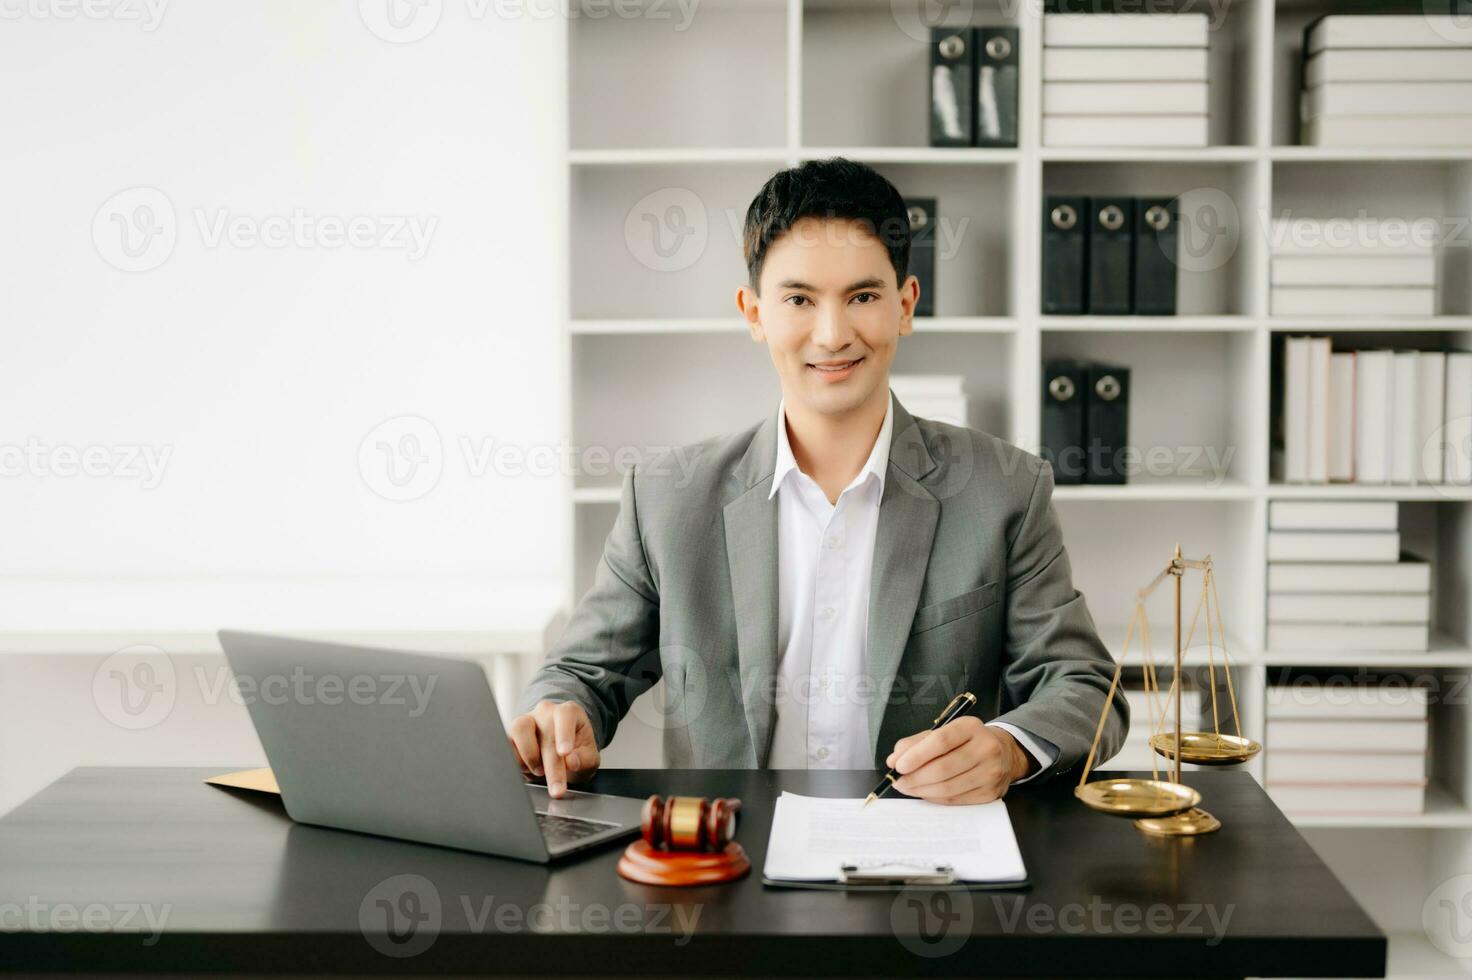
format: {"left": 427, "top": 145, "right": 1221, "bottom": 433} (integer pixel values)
{"left": 735, "top": 284, "right": 766, "bottom": 342}
{"left": 897, "top": 273, "right": 920, "bottom": 335}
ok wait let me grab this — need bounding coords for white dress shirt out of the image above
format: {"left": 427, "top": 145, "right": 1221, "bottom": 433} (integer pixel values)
{"left": 766, "top": 396, "right": 1059, "bottom": 781}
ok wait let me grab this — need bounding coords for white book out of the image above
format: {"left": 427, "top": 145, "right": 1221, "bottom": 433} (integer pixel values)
{"left": 1268, "top": 500, "right": 1396, "bottom": 530}
{"left": 1267, "top": 558, "right": 1431, "bottom": 593}
{"left": 1107, "top": 744, "right": 1200, "bottom": 773}
{"left": 1042, "top": 48, "right": 1209, "bottom": 81}
{"left": 1043, "top": 12, "right": 1209, "bottom": 48}
{"left": 1390, "top": 351, "right": 1419, "bottom": 483}
{"left": 1266, "top": 531, "right": 1400, "bottom": 562}
{"left": 1042, "top": 81, "right": 1208, "bottom": 115}
{"left": 1307, "top": 15, "right": 1472, "bottom": 53}
{"left": 1416, "top": 351, "right": 1446, "bottom": 483}
{"left": 1267, "top": 592, "right": 1431, "bottom": 623}
{"left": 1304, "top": 115, "right": 1472, "bottom": 147}
{"left": 1266, "top": 685, "right": 1428, "bottom": 720}
{"left": 1355, "top": 349, "right": 1394, "bottom": 484}
{"left": 1446, "top": 352, "right": 1472, "bottom": 484}
{"left": 889, "top": 375, "right": 964, "bottom": 396}
{"left": 1266, "top": 622, "right": 1429, "bottom": 651}
{"left": 1329, "top": 352, "right": 1356, "bottom": 482}
{"left": 1268, "top": 752, "right": 1426, "bottom": 783}
{"left": 1042, "top": 115, "right": 1207, "bottom": 147}
{"left": 898, "top": 396, "right": 968, "bottom": 427}
{"left": 1309, "top": 337, "right": 1331, "bottom": 483}
{"left": 1307, "top": 49, "right": 1472, "bottom": 85}
{"left": 1270, "top": 217, "right": 1439, "bottom": 257}
{"left": 1303, "top": 82, "right": 1472, "bottom": 119}
{"left": 1268, "top": 783, "right": 1426, "bottom": 815}
{"left": 1271, "top": 255, "right": 1437, "bottom": 287}
{"left": 1267, "top": 718, "right": 1429, "bottom": 752}
{"left": 1284, "top": 336, "right": 1310, "bottom": 483}
{"left": 1271, "top": 287, "right": 1436, "bottom": 317}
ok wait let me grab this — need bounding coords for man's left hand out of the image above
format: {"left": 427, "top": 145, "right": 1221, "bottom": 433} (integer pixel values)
{"left": 886, "top": 717, "right": 1035, "bottom": 805}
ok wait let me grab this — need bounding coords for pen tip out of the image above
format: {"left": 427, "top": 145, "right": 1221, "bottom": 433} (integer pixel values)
{"left": 862, "top": 793, "right": 875, "bottom": 808}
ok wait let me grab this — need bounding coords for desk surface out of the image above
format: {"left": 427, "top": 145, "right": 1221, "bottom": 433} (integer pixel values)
{"left": 0, "top": 767, "right": 1384, "bottom": 977}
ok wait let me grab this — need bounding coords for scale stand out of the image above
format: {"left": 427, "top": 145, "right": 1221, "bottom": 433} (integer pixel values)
{"left": 1074, "top": 544, "right": 1260, "bottom": 837}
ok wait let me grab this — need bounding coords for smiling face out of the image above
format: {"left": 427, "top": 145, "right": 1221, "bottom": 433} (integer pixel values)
{"left": 737, "top": 216, "right": 918, "bottom": 420}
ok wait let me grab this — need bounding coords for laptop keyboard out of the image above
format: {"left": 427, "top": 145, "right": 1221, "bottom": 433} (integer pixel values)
{"left": 536, "top": 811, "right": 618, "bottom": 847}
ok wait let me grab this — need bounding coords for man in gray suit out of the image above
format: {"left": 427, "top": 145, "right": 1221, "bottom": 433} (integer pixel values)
{"left": 512, "top": 158, "right": 1127, "bottom": 802}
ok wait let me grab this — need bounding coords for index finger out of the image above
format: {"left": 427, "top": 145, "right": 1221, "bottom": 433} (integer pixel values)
{"left": 553, "top": 702, "right": 582, "bottom": 756}
{"left": 894, "top": 723, "right": 970, "bottom": 774}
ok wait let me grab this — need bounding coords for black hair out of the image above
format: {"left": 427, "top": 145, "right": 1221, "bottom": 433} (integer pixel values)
{"left": 741, "top": 157, "right": 911, "bottom": 292}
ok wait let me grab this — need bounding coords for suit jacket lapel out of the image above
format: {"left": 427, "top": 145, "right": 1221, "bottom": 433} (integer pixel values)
{"left": 866, "top": 396, "right": 940, "bottom": 761}
{"left": 724, "top": 410, "right": 782, "bottom": 767}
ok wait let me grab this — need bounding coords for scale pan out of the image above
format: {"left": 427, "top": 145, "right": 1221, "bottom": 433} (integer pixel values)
{"left": 1074, "top": 778, "right": 1200, "bottom": 818}
{"left": 1149, "top": 731, "right": 1261, "bottom": 765}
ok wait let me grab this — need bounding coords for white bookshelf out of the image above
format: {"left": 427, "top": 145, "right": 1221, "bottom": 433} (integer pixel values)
{"left": 559, "top": 0, "right": 1472, "bottom": 972}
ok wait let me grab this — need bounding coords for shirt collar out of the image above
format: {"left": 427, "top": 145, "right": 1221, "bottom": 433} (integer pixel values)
{"left": 768, "top": 393, "right": 894, "bottom": 501}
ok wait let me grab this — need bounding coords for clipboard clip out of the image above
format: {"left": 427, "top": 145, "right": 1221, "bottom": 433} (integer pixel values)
{"left": 839, "top": 860, "right": 956, "bottom": 886}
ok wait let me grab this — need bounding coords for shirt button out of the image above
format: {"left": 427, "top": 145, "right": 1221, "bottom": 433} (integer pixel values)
{"left": 825, "top": 536, "right": 843, "bottom": 549}
{"left": 821, "top": 606, "right": 836, "bottom": 621}
{"left": 816, "top": 747, "right": 830, "bottom": 760}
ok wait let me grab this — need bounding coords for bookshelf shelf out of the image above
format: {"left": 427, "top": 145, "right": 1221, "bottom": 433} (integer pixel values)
{"left": 560, "top": 0, "right": 1472, "bottom": 945}
{"left": 1290, "top": 784, "right": 1472, "bottom": 830}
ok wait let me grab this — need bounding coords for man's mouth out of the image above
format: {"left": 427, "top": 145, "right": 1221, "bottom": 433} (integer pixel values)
{"left": 808, "top": 357, "right": 864, "bottom": 375}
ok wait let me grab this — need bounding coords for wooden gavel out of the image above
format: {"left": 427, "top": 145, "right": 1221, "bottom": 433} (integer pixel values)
{"left": 640, "top": 795, "right": 741, "bottom": 852}
{"left": 617, "top": 795, "right": 750, "bottom": 885}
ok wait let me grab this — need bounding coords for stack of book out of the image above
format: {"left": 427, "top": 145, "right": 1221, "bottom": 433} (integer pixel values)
{"left": 1300, "top": 15, "right": 1472, "bottom": 147}
{"left": 890, "top": 375, "right": 967, "bottom": 427}
{"left": 1041, "top": 13, "right": 1208, "bottom": 147}
{"left": 1277, "top": 337, "right": 1471, "bottom": 485}
{"left": 1265, "top": 678, "right": 1429, "bottom": 816}
{"left": 1110, "top": 684, "right": 1203, "bottom": 773}
{"left": 1267, "top": 500, "right": 1432, "bottom": 652}
{"left": 1271, "top": 217, "right": 1440, "bottom": 317}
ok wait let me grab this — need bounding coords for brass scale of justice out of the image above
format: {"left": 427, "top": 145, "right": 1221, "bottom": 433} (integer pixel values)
{"left": 1074, "top": 544, "right": 1261, "bottom": 836}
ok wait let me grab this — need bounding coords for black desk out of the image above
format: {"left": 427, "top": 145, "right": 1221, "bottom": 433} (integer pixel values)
{"left": 0, "top": 767, "right": 1383, "bottom": 977}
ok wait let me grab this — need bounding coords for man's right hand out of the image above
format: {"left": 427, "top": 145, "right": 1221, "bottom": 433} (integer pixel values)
{"left": 507, "top": 700, "right": 601, "bottom": 798}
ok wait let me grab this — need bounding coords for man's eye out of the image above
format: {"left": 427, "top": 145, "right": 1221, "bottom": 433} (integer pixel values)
{"left": 851, "top": 292, "right": 879, "bottom": 304}
{"left": 785, "top": 295, "right": 811, "bottom": 307}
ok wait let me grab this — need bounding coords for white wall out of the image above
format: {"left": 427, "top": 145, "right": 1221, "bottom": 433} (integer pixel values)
{"left": 0, "top": 1, "right": 567, "bottom": 811}
{"left": 0, "top": 0, "right": 564, "bottom": 579}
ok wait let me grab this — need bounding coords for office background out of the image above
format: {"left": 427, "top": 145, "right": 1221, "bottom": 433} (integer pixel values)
{"left": 4, "top": 0, "right": 1472, "bottom": 975}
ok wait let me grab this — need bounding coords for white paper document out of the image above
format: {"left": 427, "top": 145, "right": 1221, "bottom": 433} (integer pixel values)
{"left": 762, "top": 792, "right": 1027, "bottom": 883}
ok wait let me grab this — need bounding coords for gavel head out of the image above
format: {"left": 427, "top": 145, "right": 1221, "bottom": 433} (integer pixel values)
{"left": 640, "top": 795, "right": 741, "bottom": 852}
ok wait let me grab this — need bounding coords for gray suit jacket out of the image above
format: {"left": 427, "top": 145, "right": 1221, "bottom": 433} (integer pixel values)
{"left": 521, "top": 392, "right": 1129, "bottom": 778}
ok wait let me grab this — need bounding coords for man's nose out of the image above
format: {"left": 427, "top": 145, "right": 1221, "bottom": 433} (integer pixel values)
{"left": 810, "top": 304, "right": 856, "bottom": 351}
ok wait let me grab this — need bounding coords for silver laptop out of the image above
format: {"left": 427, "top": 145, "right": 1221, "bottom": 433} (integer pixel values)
{"left": 217, "top": 630, "right": 643, "bottom": 862}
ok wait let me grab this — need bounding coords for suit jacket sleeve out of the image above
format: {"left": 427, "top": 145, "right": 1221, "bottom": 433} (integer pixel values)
{"left": 989, "top": 458, "right": 1129, "bottom": 778}
{"left": 518, "top": 465, "right": 660, "bottom": 749}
